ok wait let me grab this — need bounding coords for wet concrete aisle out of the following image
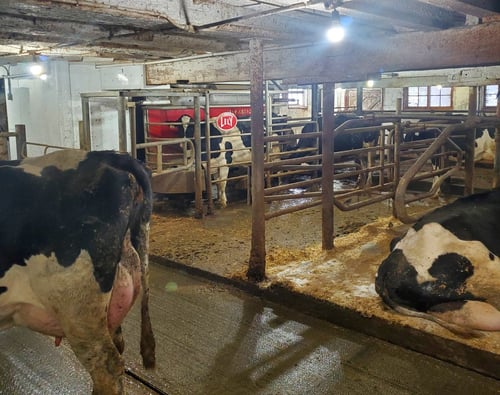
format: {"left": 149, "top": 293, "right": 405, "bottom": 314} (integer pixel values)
{"left": 1, "top": 261, "right": 499, "bottom": 394}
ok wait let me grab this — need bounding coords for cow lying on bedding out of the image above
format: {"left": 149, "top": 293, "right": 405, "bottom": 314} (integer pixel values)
{"left": 375, "top": 188, "right": 500, "bottom": 337}
{"left": 0, "top": 150, "right": 155, "bottom": 394}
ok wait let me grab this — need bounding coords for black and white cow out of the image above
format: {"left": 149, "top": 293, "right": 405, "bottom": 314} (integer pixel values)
{"left": 184, "top": 119, "right": 251, "bottom": 207}
{"left": 473, "top": 128, "right": 495, "bottom": 162}
{"left": 0, "top": 150, "right": 155, "bottom": 394}
{"left": 289, "top": 114, "right": 381, "bottom": 156}
{"left": 181, "top": 112, "right": 289, "bottom": 207}
{"left": 375, "top": 188, "right": 500, "bottom": 336}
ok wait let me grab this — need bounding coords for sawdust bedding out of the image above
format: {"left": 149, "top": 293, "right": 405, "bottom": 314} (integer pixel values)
{"left": 149, "top": 198, "right": 500, "bottom": 359}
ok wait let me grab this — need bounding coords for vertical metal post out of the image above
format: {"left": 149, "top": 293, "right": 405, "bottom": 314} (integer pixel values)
{"left": 205, "top": 92, "right": 215, "bottom": 215}
{"left": 194, "top": 96, "right": 204, "bottom": 219}
{"left": 493, "top": 87, "right": 500, "bottom": 188}
{"left": 128, "top": 102, "right": 137, "bottom": 158}
{"left": 322, "top": 82, "right": 335, "bottom": 250}
{"left": 264, "top": 81, "right": 273, "bottom": 187}
{"left": 117, "top": 95, "right": 128, "bottom": 152}
{"left": 465, "top": 87, "right": 477, "bottom": 196}
{"left": 393, "top": 121, "right": 401, "bottom": 217}
{"left": 247, "top": 39, "right": 266, "bottom": 282}
{"left": 311, "top": 84, "right": 320, "bottom": 121}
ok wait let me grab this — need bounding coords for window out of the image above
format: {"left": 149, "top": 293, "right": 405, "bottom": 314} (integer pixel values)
{"left": 333, "top": 88, "right": 383, "bottom": 112}
{"left": 484, "top": 85, "right": 499, "bottom": 108}
{"left": 362, "top": 88, "right": 383, "bottom": 111}
{"left": 404, "top": 86, "right": 452, "bottom": 110}
{"left": 287, "top": 88, "right": 307, "bottom": 108}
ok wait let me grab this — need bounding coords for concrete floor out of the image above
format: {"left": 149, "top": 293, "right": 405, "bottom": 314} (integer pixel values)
{"left": 0, "top": 262, "right": 499, "bottom": 394}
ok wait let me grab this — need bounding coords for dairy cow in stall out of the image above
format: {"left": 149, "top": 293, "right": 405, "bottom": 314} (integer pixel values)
{"left": 473, "top": 128, "right": 495, "bottom": 162}
{"left": 375, "top": 188, "right": 500, "bottom": 337}
{"left": 285, "top": 114, "right": 382, "bottom": 186}
{"left": 178, "top": 111, "right": 288, "bottom": 207}
{"left": 0, "top": 150, "right": 156, "bottom": 394}
{"left": 289, "top": 114, "right": 380, "bottom": 156}
{"left": 183, "top": 114, "right": 252, "bottom": 207}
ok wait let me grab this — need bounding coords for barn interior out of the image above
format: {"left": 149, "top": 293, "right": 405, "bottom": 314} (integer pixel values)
{"left": 1, "top": 0, "right": 500, "bottom": 393}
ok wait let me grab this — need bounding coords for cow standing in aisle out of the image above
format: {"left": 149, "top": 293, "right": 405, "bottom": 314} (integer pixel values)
{"left": 375, "top": 188, "right": 500, "bottom": 336}
{"left": 0, "top": 150, "right": 156, "bottom": 394}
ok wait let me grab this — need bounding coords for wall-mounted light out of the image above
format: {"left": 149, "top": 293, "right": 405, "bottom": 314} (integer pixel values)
{"left": 366, "top": 80, "right": 374, "bottom": 88}
{"left": 326, "top": 9, "right": 345, "bottom": 43}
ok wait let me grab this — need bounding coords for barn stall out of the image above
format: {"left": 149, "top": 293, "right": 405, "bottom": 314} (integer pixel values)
{"left": 1, "top": 0, "right": 500, "bottom": 392}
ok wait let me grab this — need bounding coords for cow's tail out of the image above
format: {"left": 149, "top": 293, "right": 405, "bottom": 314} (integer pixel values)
{"left": 377, "top": 285, "right": 483, "bottom": 338}
{"left": 139, "top": 234, "right": 156, "bottom": 369}
{"left": 125, "top": 156, "right": 156, "bottom": 370}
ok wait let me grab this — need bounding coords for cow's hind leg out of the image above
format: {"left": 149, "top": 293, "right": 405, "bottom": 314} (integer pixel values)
{"left": 64, "top": 319, "right": 124, "bottom": 395}
{"left": 217, "top": 166, "right": 229, "bottom": 207}
{"left": 429, "top": 300, "right": 500, "bottom": 332}
{"left": 112, "top": 326, "right": 125, "bottom": 354}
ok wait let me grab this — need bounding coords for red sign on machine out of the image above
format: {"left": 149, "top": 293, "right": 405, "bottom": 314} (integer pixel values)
{"left": 216, "top": 112, "right": 238, "bottom": 131}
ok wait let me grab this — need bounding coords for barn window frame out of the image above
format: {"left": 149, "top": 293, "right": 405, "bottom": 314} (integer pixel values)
{"left": 333, "top": 88, "right": 383, "bottom": 112}
{"left": 483, "top": 84, "right": 499, "bottom": 110}
{"left": 403, "top": 86, "right": 453, "bottom": 111}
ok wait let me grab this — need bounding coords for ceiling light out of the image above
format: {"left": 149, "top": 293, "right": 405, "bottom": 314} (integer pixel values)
{"left": 30, "top": 64, "right": 43, "bottom": 76}
{"left": 326, "top": 9, "right": 345, "bottom": 43}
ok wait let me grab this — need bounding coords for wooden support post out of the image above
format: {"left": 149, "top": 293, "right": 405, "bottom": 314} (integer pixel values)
{"left": 78, "top": 121, "right": 90, "bottom": 151}
{"left": 247, "top": 39, "right": 266, "bottom": 282}
{"left": 15, "top": 124, "right": 26, "bottom": 159}
{"left": 322, "top": 82, "right": 335, "bottom": 250}
{"left": 464, "top": 87, "right": 477, "bottom": 196}
{"left": 81, "top": 96, "right": 91, "bottom": 151}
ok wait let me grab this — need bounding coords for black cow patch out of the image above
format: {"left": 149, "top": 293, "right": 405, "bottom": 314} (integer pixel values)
{"left": 0, "top": 151, "right": 152, "bottom": 293}
{"left": 376, "top": 249, "right": 478, "bottom": 312}
{"left": 428, "top": 253, "right": 474, "bottom": 285}
{"left": 225, "top": 141, "right": 234, "bottom": 164}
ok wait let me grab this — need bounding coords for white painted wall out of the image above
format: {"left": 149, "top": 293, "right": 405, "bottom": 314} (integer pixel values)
{"left": 4, "top": 61, "right": 145, "bottom": 159}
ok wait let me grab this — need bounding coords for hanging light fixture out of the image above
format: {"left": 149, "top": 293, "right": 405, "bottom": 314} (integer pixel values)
{"left": 326, "top": 8, "right": 345, "bottom": 43}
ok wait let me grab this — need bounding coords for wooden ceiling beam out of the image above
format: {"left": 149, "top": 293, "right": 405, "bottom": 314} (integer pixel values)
{"left": 417, "top": 0, "right": 500, "bottom": 18}
{"left": 145, "top": 21, "right": 500, "bottom": 85}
